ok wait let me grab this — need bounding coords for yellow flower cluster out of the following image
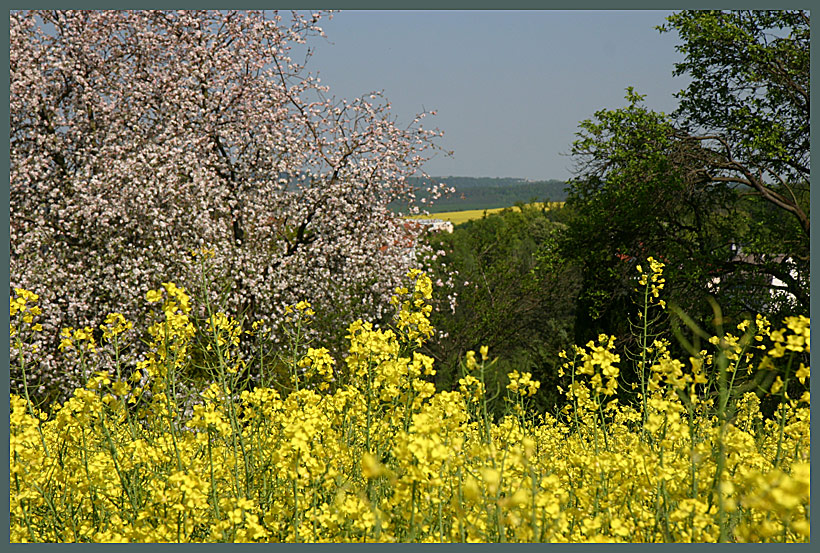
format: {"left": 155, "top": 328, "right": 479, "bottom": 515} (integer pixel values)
{"left": 769, "top": 315, "right": 810, "bottom": 357}
{"left": 391, "top": 269, "right": 435, "bottom": 346}
{"left": 58, "top": 326, "right": 97, "bottom": 353}
{"left": 636, "top": 256, "right": 666, "bottom": 309}
{"left": 284, "top": 299, "right": 315, "bottom": 323}
{"left": 100, "top": 313, "right": 133, "bottom": 342}
{"left": 506, "top": 370, "right": 540, "bottom": 397}
{"left": 10, "top": 288, "right": 43, "bottom": 335}
{"left": 8, "top": 271, "right": 810, "bottom": 543}
{"left": 137, "top": 283, "right": 197, "bottom": 392}
{"left": 559, "top": 334, "right": 621, "bottom": 408}
{"left": 298, "top": 347, "right": 336, "bottom": 391}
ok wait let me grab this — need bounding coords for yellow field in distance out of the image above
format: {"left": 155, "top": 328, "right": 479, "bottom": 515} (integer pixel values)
{"left": 408, "top": 202, "right": 563, "bottom": 225}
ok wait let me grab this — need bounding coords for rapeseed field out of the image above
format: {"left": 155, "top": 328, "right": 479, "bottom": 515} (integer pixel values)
{"left": 9, "top": 256, "right": 809, "bottom": 542}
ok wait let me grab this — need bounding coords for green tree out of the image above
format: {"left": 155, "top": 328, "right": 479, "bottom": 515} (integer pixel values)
{"left": 660, "top": 10, "right": 809, "bottom": 306}
{"left": 661, "top": 10, "right": 809, "bottom": 235}
{"left": 564, "top": 90, "right": 735, "bottom": 345}
{"left": 562, "top": 10, "right": 809, "bottom": 352}
{"left": 420, "top": 204, "right": 579, "bottom": 414}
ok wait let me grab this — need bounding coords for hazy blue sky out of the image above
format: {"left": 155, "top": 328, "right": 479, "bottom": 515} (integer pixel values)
{"left": 301, "top": 10, "right": 690, "bottom": 181}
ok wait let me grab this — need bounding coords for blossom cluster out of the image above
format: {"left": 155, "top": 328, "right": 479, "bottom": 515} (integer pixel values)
{"left": 10, "top": 10, "right": 448, "bottom": 405}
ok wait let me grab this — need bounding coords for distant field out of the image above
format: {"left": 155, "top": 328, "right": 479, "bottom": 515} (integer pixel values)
{"left": 388, "top": 177, "right": 568, "bottom": 214}
{"left": 409, "top": 202, "right": 563, "bottom": 225}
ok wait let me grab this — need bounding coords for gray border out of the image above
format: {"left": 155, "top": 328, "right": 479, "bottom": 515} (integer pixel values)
{"left": 4, "top": 5, "right": 815, "bottom": 549}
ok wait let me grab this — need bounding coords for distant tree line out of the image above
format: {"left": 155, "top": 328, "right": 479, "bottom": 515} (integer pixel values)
{"left": 391, "top": 177, "right": 568, "bottom": 213}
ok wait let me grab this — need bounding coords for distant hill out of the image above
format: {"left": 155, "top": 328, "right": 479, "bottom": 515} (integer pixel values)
{"left": 390, "top": 176, "right": 569, "bottom": 213}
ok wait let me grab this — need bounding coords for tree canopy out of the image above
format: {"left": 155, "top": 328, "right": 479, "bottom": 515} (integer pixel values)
{"left": 662, "top": 10, "right": 809, "bottom": 309}
{"left": 561, "top": 10, "right": 809, "bottom": 350}
{"left": 662, "top": 10, "right": 809, "bottom": 229}
{"left": 10, "top": 10, "right": 444, "bottom": 402}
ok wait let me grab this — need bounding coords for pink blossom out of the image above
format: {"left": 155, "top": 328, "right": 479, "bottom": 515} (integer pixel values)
{"left": 10, "top": 10, "right": 446, "bottom": 402}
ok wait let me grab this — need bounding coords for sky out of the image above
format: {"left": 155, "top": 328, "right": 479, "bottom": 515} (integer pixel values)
{"left": 299, "top": 10, "right": 691, "bottom": 181}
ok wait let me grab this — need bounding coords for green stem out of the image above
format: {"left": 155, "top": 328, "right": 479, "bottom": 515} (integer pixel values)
{"left": 408, "top": 480, "right": 418, "bottom": 541}
{"left": 715, "top": 349, "right": 729, "bottom": 542}
{"left": 640, "top": 282, "right": 650, "bottom": 430}
{"left": 17, "top": 342, "right": 50, "bottom": 457}
{"left": 773, "top": 356, "right": 794, "bottom": 469}
{"left": 292, "top": 460, "right": 300, "bottom": 543}
{"left": 207, "top": 428, "right": 220, "bottom": 520}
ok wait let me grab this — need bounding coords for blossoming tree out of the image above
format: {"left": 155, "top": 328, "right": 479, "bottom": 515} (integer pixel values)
{"left": 10, "top": 10, "right": 446, "bottom": 401}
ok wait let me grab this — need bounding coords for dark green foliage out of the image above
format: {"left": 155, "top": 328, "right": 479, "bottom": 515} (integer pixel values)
{"left": 563, "top": 90, "right": 733, "bottom": 346}
{"left": 419, "top": 204, "right": 580, "bottom": 415}
{"left": 562, "top": 10, "right": 809, "bottom": 346}
{"left": 659, "top": 10, "right": 809, "bottom": 303}
{"left": 660, "top": 10, "right": 809, "bottom": 193}
{"left": 660, "top": 10, "right": 810, "bottom": 322}
{"left": 556, "top": 10, "right": 809, "bottom": 406}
